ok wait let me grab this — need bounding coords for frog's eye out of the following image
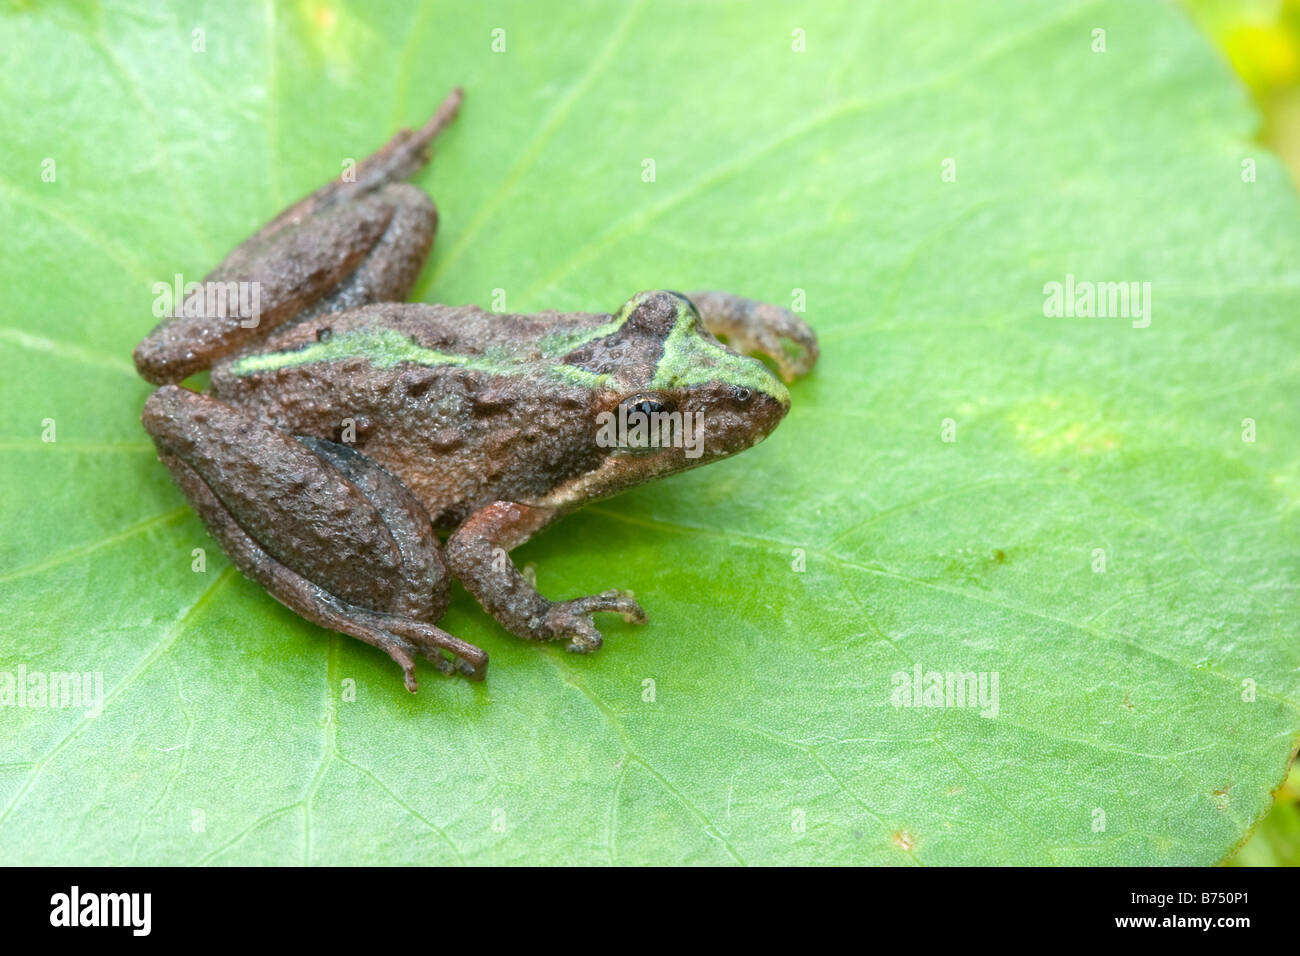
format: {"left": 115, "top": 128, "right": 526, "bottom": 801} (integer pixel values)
{"left": 732, "top": 385, "right": 752, "bottom": 403}
{"left": 628, "top": 398, "right": 666, "bottom": 417}
{"left": 619, "top": 394, "right": 673, "bottom": 418}
{"left": 610, "top": 394, "right": 677, "bottom": 457}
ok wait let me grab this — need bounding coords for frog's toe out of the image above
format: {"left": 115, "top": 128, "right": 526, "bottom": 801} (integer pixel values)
{"left": 561, "top": 618, "right": 603, "bottom": 654}
{"left": 388, "top": 618, "right": 489, "bottom": 682}
{"left": 457, "top": 657, "right": 488, "bottom": 681}
{"left": 571, "top": 589, "right": 646, "bottom": 624}
{"left": 444, "top": 644, "right": 488, "bottom": 682}
{"left": 539, "top": 605, "right": 603, "bottom": 653}
{"left": 421, "top": 646, "right": 487, "bottom": 681}
{"left": 400, "top": 658, "right": 419, "bottom": 694}
{"left": 546, "top": 590, "right": 647, "bottom": 653}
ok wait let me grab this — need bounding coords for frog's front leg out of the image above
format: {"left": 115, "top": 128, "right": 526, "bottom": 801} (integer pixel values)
{"left": 445, "top": 502, "right": 647, "bottom": 653}
{"left": 142, "top": 385, "right": 487, "bottom": 691}
{"left": 133, "top": 87, "right": 463, "bottom": 385}
{"left": 687, "top": 290, "right": 819, "bottom": 383}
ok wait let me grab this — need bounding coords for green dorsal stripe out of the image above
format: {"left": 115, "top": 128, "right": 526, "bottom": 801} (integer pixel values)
{"left": 230, "top": 327, "right": 610, "bottom": 387}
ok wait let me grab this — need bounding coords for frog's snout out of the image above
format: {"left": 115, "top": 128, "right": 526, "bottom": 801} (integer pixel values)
{"left": 742, "top": 386, "right": 790, "bottom": 446}
{"left": 695, "top": 376, "right": 790, "bottom": 460}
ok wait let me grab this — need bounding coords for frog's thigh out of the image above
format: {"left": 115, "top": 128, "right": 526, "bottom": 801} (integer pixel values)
{"left": 299, "top": 183, "right": 437, "bottom": 319}
{"left": 141, "top": 385, "right": 484, "bottom": 690}
{"left": 135, "top": 88, "right": 460, "bottom": 387}
{"left": 135, "top": 193, "right": 405, "bottom": 385}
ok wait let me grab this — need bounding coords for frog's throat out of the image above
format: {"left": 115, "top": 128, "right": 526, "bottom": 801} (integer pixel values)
{"left": 229, "top": 292, "right": 789, "bottom": 402}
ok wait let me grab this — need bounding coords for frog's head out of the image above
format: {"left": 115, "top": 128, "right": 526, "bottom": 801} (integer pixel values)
{"left": 563, "top": 291, "right": 790, "bottom": 490}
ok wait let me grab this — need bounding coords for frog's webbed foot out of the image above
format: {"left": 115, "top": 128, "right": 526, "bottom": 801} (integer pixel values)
{"left": 687, "top": 290, "right": 819, "bottom": 383}
{"left": 445, "top": 502, "right": 649, "bottom": 654}
{"left": 141, "top": 385, "right": 484, "bottom": 692}
{"left": 545, "top": 590, "right": 647, "bottom": 653}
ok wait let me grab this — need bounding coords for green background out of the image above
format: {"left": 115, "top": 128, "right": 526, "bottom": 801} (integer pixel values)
{"left": 1, "top": 0, "right": 1297, "bottom": 865}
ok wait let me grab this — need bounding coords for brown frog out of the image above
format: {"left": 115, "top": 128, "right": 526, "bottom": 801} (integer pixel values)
{"left": 134, "top": 88, "right": 818, "bottom": 691}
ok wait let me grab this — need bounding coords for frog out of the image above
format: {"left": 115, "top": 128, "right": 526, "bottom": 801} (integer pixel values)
{"left": 133, "top": 87, "right": 819, "bottom": 692}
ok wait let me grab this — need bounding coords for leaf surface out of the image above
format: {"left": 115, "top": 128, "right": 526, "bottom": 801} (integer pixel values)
{"left": 0, "top": 0, "right": 1296, "bottom": 864}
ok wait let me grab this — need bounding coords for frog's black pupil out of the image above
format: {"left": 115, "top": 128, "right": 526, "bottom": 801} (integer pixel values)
{"left": 733, "top": 386, "right": 751, "bottom": 402}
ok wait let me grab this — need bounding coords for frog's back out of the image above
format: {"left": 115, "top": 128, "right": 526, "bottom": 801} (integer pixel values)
{"left": 210, "top": 303, "right": 615, "bottom": 528}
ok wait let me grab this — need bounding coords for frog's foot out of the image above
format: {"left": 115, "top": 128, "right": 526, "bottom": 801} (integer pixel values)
{"left": 445, "top": 501, "right": 649, "bottom": 656}
{"left": 687, "top": 290, "right": 819, "bottom": 383}
{"left": 356, "top": 631, "right": 420, "bottom": 694}
{"left": 382, "top": 617, "right": 489, "bottom": 681}
{"left": 544, "top": 590, "right": 647, "bottom": 653}
{"left": 262, "top": 86, "right": 463, "bottom": 229}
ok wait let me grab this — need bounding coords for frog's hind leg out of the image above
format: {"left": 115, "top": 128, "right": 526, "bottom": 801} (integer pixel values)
{"left": 229, "top": 85, "right": 467, "bottom": 320}
{"left": 134, "top": 88, "right": 464, "bottom": 385}
{"left": 289, "top": 183, "right": 437, "bottom": 322}
{"left": 142, "top": 385, "right": 486, "bottom": 691}
{"left": 255, "top": 86, "right": 463, "bottom": 238}
{"left": 686, "top": 290, "right": 819, "bottom": 383}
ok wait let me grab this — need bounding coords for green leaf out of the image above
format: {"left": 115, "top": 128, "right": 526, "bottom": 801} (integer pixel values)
{"left": 1226, "top": 764, "right": 1300, "bottom": 866}
{"left": 1, "top": 0, "right": 1297, "bottom": 865}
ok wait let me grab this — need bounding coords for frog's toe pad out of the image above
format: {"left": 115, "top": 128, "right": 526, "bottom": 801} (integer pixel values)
{"left": 457, "top": 658, "right": 487, "bottom": 681}
{"left": 564, "top": 632, "right": 602, "bottom": 655}
{"left": 416, "top": 642, "right": 488, "bottom": 682}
